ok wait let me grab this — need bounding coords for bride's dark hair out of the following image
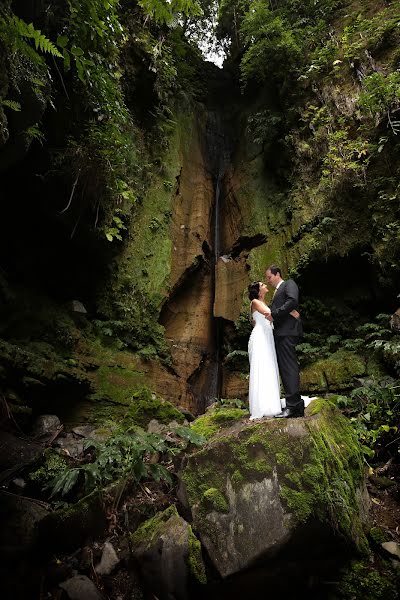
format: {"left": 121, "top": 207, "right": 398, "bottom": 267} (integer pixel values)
{"left": 248, "top": 281, "right": 260, "bottom": 301}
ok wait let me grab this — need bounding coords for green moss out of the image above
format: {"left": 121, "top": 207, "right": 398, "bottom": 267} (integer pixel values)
{"left": 231, "top": 470, "right": 244, "bottom": 485}
{"left": 202, "top": 488, "right": 229, "bottom": 513}
{"left": 368, "top": 526, "right": 390, "bottom": 546}
{"left": 187, "top": 526, "right": 207, "bottom": 584}
{"left": 301, "top": 351, "right": 366, "bottom": 392}
{"left": 306, "top": 397, "right": 332, "bottom": 416}
{"left": 337, "top": 560, "right": 399, "bottom": 600}
{"left": 29, "top": 450, "right": 68, "bottom": 487}
{"left": 127, "top": 386, "right": 184, "bottom": 427}
{"left": 131, "top": 505, "right": 206, "bottom": 584}
{"left": 181, "top": 402, "right": 369, "bottom": 552}
{"left": 90, "top": 364, "right": 144, "bottom": 404}
{"left": 130, "top": 505, "right": 178, "bottom": 547}
{"left": 190, "top": 407, "right": 248, "bottom": 439}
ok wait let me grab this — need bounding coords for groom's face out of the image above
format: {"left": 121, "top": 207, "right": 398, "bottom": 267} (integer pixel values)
{"left": 266, "top": 269, "right": 280, "bottom": 288}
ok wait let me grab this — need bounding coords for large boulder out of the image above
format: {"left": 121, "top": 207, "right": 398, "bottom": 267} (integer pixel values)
{"left": 131, "top": 505, "right": 206, "bottom": 600}
{"left": 178, "top": 400, "right": 369, "bottom": 578}
{"left": 300, "top": 350, "right": 384, "bottom": 393}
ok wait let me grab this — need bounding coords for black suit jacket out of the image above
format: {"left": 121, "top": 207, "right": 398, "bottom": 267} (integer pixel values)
{"left": 270, "top": 279, "right": 303, "bottom": 337}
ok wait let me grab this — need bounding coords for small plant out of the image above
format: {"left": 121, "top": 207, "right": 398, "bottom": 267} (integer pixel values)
{"left": 48, "top": 425, "right": 205, "bottom": 499}
{"left": 333, "top": 381, "right": 400, "bottom": 460}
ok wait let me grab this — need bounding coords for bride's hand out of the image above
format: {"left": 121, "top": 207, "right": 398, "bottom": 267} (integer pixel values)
{"left": 290, "top": 309, "right": 300, "bottom": 319}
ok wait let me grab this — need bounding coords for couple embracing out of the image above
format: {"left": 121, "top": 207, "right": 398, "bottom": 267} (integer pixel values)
{"left": 248, "top": 265, "right": 304, "bottom": 420}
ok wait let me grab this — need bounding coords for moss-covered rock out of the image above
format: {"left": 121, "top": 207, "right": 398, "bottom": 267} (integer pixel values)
{"left": 178, "top": 400, "right": 369, "bottom": 578}
{"left": 300, "top": 350, "right": 367, "bottom": 392}
{"left": 131, "top": 505, "right": 206, "bottom": 599}
{"left": 190, "top": 406, "right": 249, "bottom": 439}
{"left": 127, "top": 387, "right": 185, "bottom": 427}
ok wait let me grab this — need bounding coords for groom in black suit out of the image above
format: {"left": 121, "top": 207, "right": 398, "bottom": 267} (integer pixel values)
{"left": 265, "top": 265, "right": 304, "bottom": 418}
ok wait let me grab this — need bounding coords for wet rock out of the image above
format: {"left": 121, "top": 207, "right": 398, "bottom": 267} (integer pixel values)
{"left": 214, "top": 255, "right": 249, "bottom": 321}
{"left": 59, "top": 574, "right": 104, "bottom": 600}
{"left": 95, "top": 541, "right": 119, "bottom": 575}
{"left": 147, "top": 418, "right": 166, "bottom": 435}
{"left": 38, "top": 491, "right": 108, "bottom": 554}
{"left": 0, "top": 429, "right": 43, "bottom": 471}
{"left": 390, "top": 308, "right": 400, "bottom": 333}
{"left": 131, "top": 505, "right": 206, "bottom": 600}
{"left": 11, "top": 477, "right": 26, "bottom": 489}
{"left": 0, "top": 492, "right": 50, "bottom": 558}
{"left": 31, "top": 414, "right": 61, "bottom": 438}
{"left": 71, "top": 300, "right": 88, "bottom": 314}
{"left": 382, "top": 541, "right": 400, "bottom": 561}
{"left": 300, "top": 350, "right": 367, "bottom": 392}
{"left": 54, "top": 433, "right": 84, "bottom": 458}
{"left": 72, "top": 424, "right": 96, "bottom": 438}
{"left": 178, "top": 400, "right": 369, "bottom": 578}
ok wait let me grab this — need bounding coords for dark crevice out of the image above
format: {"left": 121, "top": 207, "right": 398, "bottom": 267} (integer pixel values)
{"left": 228, "top": 233, "right": 267, "bottom": 259}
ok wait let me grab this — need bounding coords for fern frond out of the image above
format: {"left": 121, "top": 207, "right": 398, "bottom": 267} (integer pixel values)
{"left": 11, "top": 16, "right": 62, "bottom": 57}
{"left": 1, "top": 99, "right": 21, "bottom": 111}
{"left": 1, "top": 13, "right": 61, "bottom": 59}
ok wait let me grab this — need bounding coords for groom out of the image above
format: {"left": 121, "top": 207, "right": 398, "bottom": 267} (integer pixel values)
{"left": 265, "top": 265, "right": 304, "bottom": 418}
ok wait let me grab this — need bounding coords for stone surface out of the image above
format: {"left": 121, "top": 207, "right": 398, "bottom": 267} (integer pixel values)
{"left": 382, "top": 541, "right": 400, "bottom": 560}
{"left": 59, "top": 575, "right": 104, "bottom": 600}
{"left": 131, "top": 505, "right": 206, "bottom": 600}
{"left": 214, "top": 256, "right": 248, "bottom": 321}
{"left": 95, "top": 541, "right": 119, "bottom": 575}
{"left": 221, "top": 369, "right": 248, "bottom": 400}
{"left": 71, "top": 300, "right": 87, "bottom": 314}
{"left": 0, "top": 429, "right": 44, "bottom": 472}
{"left": 31, "top": 414, "right": 61, "bottom": 438}
{"left": 0, "top": 493, "right": 50, "bottom": 557}
{"left": 390, "top": 308, "right": 400, "bottom": 333}
{"left": 178, "top": 400, "right": 369, "bottom": 578}
{"left": 300, "top": 350, "right": 367, "bottom": 392}
{"left": 54, "top": 433, "right": 84, "bottom": 458}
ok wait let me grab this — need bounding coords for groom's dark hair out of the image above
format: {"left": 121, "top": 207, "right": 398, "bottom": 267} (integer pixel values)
{"left": 267, "top": 265, "right": 282, "bottom": 276}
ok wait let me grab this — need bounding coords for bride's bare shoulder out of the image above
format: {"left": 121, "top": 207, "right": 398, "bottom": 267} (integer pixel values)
{"left": 251, "top": 299, "right": 270, "bottom": 314}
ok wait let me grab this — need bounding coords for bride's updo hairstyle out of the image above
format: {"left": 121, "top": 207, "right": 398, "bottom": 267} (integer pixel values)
{"left": 248, "top": 281, "right": 260, "bottom": 301}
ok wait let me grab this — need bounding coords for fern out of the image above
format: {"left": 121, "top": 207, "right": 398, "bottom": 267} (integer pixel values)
{"left": 0, "top": 99, "right": 21, "bottom": 111}
{"left": 9, "top": 16, "right": 62, "bottom": 58}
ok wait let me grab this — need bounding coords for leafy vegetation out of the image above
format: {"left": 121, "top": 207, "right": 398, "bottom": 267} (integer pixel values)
{"left": 333, "top": 381, "right": 399, "bottom": 460}
{"left": 48, "top": 423, "right": 205, "bottom": 500}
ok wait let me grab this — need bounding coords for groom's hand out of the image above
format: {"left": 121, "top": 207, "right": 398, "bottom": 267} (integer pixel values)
{"left": 265, "top": 313, "right": 273, "bottom": 322}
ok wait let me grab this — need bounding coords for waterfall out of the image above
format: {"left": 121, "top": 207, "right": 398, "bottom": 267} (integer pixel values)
{"left": 205, "top": 111, "right": 230, "bottom": 405}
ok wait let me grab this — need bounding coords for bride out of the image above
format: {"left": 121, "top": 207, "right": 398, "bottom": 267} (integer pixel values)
{"left": 247, "top": 281, "right": 282, "bottom": 419}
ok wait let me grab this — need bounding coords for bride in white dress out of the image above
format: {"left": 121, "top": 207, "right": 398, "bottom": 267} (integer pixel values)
{"left": 248, "top": 281, "right": 282, "bottom": 419}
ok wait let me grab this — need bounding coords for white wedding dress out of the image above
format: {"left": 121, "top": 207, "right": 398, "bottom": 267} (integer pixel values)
{"left": 248, "top": 309, "right": 282, "bottom": 419}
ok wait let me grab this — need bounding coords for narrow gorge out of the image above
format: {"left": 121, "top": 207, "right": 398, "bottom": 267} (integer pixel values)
{"left": 1, "top": 0, "right": 400, "bottom": 599}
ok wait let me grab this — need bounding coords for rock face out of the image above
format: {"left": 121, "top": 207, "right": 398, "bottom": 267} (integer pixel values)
{"left": 214, "top": 256, "right": 249, "bottom": 321}
{"left": 131, "top": 505, "right": 206, "bottom": 600}
{"left": 178, "top": 400, "right": 369, "bottom": 578}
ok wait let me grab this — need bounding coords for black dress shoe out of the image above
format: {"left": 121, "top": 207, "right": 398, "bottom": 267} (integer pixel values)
{"left": 274, "top": 407, "right": 304, "bottom": 418}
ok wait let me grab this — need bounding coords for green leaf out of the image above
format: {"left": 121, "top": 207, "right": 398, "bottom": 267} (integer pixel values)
{"left": 149, "top": 463, "right": 173, "bottom": 485}
{"left": 71, "top": 46, "right": 84, "bottom": 57}
{"left": 57, "top": 35, "right": 69, "bottom": 48}
{"left": 63, "top": 48, "right": 71, "bottom": 71}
